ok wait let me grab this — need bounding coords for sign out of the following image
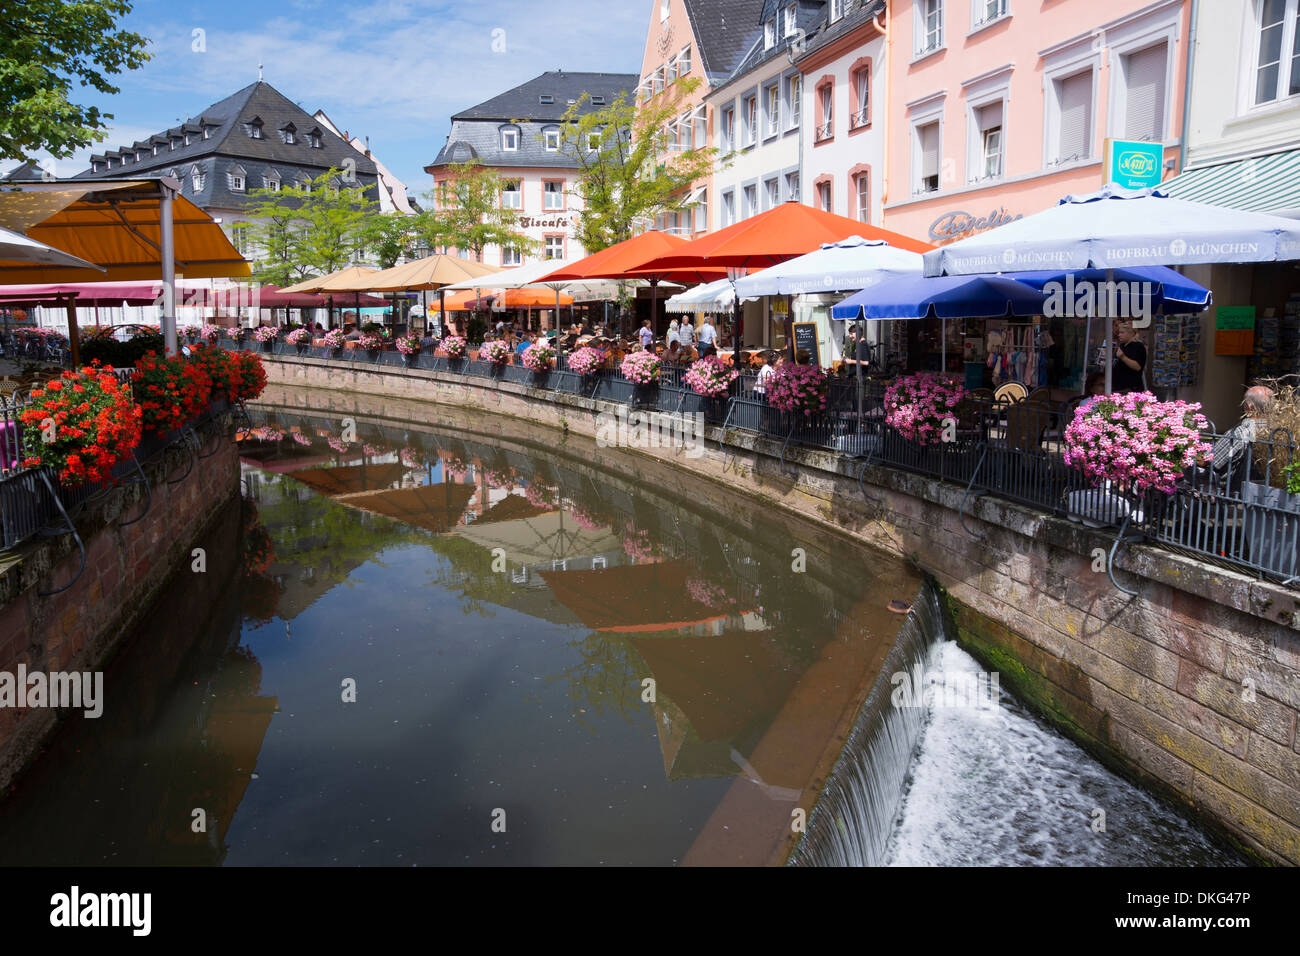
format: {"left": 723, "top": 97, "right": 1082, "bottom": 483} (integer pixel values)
{"left": 518, "top": 216, "right": 571, "bottom": 230}
{"left": 793, "top": 321, "right": 821, "bottom": 367}
{"left": 928, "top": 208, "right": 1023, "bottom": 242}
{"left": 1214, "top": 305, "right": 1255, "bottom": 355}
{"left": 1107, "top": 139, "right": 1164, "bottom": 190}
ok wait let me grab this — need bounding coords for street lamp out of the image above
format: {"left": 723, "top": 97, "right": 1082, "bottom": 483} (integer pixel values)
{"left": 726, "top": 264, "right": 746, "bottom": 370}
{"left": 413, "top": 244, "right": 432, "bottom": 334}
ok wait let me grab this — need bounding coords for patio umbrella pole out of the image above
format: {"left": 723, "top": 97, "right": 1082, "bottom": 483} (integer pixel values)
{"left": 1103, "top": 268, "right": 1115, "bottom": 395}
{"left": 856, "top": 317, "right": 863, "bottom": 437}
{"left": 941, "top": 317, "right": 947, "bottom": 373}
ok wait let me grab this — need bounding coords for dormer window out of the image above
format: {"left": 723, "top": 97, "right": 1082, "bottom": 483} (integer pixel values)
{"left": 169, "top": 138, "right": 177, "bottom": 151}
{"left": 539, "top": 94, "right": 555, "bottom": 105}
{"left": 544, "top": 128, "right": 560, "bottom": 151}
{"left": 202, "top": 125, "right": 211, "bottom": 139}
{"left": 297, "top": 178, "right": 311, "bottom": 194}
{"left": 91, "top": 161, "right": 101, "bottom": 173}
{"left": 184, "top": 133, "right": 191, "bottom": 146}
{"left": 249, "top": 120, "right": 263, "bottom": 140}
{"left": 264, "top": 170, "right": 280, "bottom": 191}
{"left": 229, "top": 166, "right": 246, "bottom": 191}
{"left": 501, "top": 126, "right": 519, "bottom": 151}
{"left": 764, "top": 20, "right": 775, "bottom": 49}
{"left": 152, "top": 145, "right": 159, "bottom": 156}
{"left": 591, "top": 95, "right": 606, "bottom": 106}
{"left": 308, "top": 129, "right": 323, "bottom": 148}
{"left": 282, "top": 124, "right": 297, "bottom": 144}
{"left": 190, "top": 166, "right": 206, "bottom": 191}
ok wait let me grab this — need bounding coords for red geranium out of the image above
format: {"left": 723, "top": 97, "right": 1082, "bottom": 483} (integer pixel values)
{"left": 19, "top": 367, "right": 143, "bottom": 486}
{"left": 131, "top": 350, "right": 214, "bottom": 435}
{"left": 228, "top": 350, "right": 268, "bottom": 402}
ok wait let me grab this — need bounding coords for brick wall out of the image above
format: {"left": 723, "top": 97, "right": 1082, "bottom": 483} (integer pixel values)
{"left": 258, "top": 357, "right": 1300, "bottom": 864}
{"left": 0, "top": 418, "right": 241, "bottom": 790}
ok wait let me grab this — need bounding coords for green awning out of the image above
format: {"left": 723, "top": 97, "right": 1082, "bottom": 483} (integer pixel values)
{"left": 1163, "top": 150, "right": 1300, "bottom": 214}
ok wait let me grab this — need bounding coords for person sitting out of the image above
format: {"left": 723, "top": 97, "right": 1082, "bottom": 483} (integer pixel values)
{"left": 1081, "top": 371, "right": 1106, "bottom": 399}
{"left": 665, "top": 340, "right": 683, "bottom": 364}
{"left": 420, "top": 331, "right": 439, "bottom": 351}
{"left": 516, "top": 331, "right": 534, "bottom": 358}
{"left": 1210, "top": 385, "right": 1274, "bottom": 490}
{"left": 344, "top": 324, "right": 361, "bottom": 342}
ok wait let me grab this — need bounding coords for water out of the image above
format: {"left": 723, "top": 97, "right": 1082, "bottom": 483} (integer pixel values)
{"left": 0, "top": 401, "right": 1244, "bottom": 866}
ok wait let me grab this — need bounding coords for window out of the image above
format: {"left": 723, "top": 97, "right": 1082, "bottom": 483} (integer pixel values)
{"left": 743, "top": 184, "right": 757, "bottom": 217}
{"left": 283, "top": 125, "right": 296, "bottom": 144}
{"left": 680, "top": 111, "right": 694, "bottom": 148}
{"left": 544, "top": 128, "right": 560, "bottom": 151}
{"left": 744, "top": 94, "right": 757, "bottom": 145}
{"left": 668, "top": 54, "right": 680, "bottom": 80}
{"left": 544, "top": 180, "right": 564, "bottom": 210}
{"left": 722, "top": 190, "right": 736, "bottom": 226}
{"left": 766, "top": 84, "right": 780, "bottom": 136}
{"left": 817, "top": 82, "right": 834, "bottom": 141}
{"left": 784, "top": 4, "right": 797, "bottom": 37}
{"left": 1051, "top": 70, "right": 1093, "bottom": 163}
{"left": 230, "top": 169, "right": 246, "bottom": 191}
{"left": 91, "top": 161, "right": 100, "bottom": 173}
{"left": 249, "top": 121, "right": 262, "bottom": 140}
{"left": 503, "top": 245, "right": 522, "bottom": 267}
{"left": 502, "top": 179, "right": 522, "bottom": 209}
{"left": 852, "top": 66, "right": 871, "bottom": 129}
{"left": 679, "top": 45, "right": 692, "bottom": 75}
{"left": 591, "top": 95, "right": 606, "bottom": 106}
{"left": 661, "top": 0, "right": 669, "bottom": 20}
{"left": 830, "top": 0, "right": 844, "bottom": 22}
{"left": 1121, "top": 44, "right": 1168, "bottom": 141}
{"left": 692, "top": 187, "right": 707, "bottom": 232}
{"left": 694, "top": 107, "right": 707, "bottom": 146}
{"left": 231, "top": 224, "right": 250, "bottom": 256}
{"left": 788, "top": 74, "right": 802, "bottom": 128}
{"left": 310, "top": 131, "right": 322, "bottom": 148}
{"left": 654, "top": 66, "right": 665, "bottom": 94}
{"left": 169, "top": 138, "right": 177, "bottom": 151}
{"left": 765, "top": 177, "right": 780, "bottom": 210}
{"left": 817, "top": 180, "right": 832, "bottom": 212}
{"left": 722, "top": 106, "right": 735, "bottom": 150}
{"left": 855, "top": 173, "right": 869, "bottom": 222}
{"left": 786, "top": 171, "right": 800, "bottom": 202}
{"left": 588, "top": 132, "right": 601, "bottom": 151}
{"left": 502, "top": 127, "right": 519, "bottom": 151}
{"left": 973, "top": 0, "right": 1007, "bottom": 28}
{"left": 916, "top": 0, "right": 943, "bottom": 55}
{"left": 1253, "top": 0, "right": 1300, "bottom": 104}
{"left": 544, "top": 235, "right": 565, "bottom": 259}
{"left": 202, "top": 126, "right": 211, "bottom": 140}
{"left": 152, "top": 145, "right": 159, "bottom": 156}
{"left": 916, "top": 120, "right": 941, "bottom": 192}
{"left": 191, "top": 167, "right": 205, "bottom": 191}
{"left": 973, "top": 101, "right": 1004, "bottom": 180}
{"left": 264, "top": 173, "right": 280, "bottom": 191}
{"left": 666, "top": 118, "right": 679, "bottom": 150}
{"left": 539, "top": 94, "right": 555, "bottom": 105}
{"left": 298, "top": 178, "right": 312, "bottom": 194}
{"left": 184, "top": 133, "right": 191, "bottom": 146}
{"left": 765, "top": 20, "right": 775, "bottom": 49}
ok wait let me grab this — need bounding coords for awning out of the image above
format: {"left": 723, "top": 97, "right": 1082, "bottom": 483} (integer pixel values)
{"left": 666, "top": 278, "right": 748, "bottom": 313}
{"left": 1162, "top": 150, "right": 1300, "bottom": 217}
{"left": 0, "top": 180, "right": 249, "bottom": 282}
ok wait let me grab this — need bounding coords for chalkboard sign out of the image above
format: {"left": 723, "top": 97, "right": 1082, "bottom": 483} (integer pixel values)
{"left": 793, "top": 322, "right": 821, "bottom": 367}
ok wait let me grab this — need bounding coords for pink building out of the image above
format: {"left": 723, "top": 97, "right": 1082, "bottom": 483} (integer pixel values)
{"left": 881, "top": 0, "right": 1192, "bottom": 245}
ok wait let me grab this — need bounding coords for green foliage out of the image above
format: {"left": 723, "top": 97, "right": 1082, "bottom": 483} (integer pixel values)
{"left": 360, "top": 212, "right": 420, "bottom": 269}
{"left": 415, "top": 160, "right": 539, "bottom": 261}
{"left": 0, "top": 0, "right": 151, "bottom": 161}
{"left": 1284, "top": 460, "right": 1300, "bottom": 495}
{"left": 79, "top": 332, "right": 164, "bottom": 366}
{"left": 243, "top": 167, "right": 377, "bottom": 286}
{"left": 556, "top": 79, "right": 720, "bottom": 254}
{"left": 464, "top": 316, "right": 487, "bottom": 344}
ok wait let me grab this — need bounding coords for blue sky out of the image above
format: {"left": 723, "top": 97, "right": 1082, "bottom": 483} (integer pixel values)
{"left": 5, "top": 0, "right": 649, "bottom": 200}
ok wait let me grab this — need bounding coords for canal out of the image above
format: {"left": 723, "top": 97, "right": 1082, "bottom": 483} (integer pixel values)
{"left": 0, "top": 399, "right": 1244, "bottom": 866}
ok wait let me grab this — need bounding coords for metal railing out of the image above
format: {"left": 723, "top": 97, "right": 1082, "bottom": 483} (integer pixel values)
{"left": 236, "top": 338, "right": 1300, "bottom": 588}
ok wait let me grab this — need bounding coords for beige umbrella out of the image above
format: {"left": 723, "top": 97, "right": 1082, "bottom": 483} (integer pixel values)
{"left": 362, "top": 254, "right": 500, "bottom": 292}
{"left": 280, "top": 265, "right": 379, "bottom": 294}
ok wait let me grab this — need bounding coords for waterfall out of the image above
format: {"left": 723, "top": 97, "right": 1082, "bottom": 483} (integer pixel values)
{"left": 788, "top": 582, "right": 947, "bottom": 867}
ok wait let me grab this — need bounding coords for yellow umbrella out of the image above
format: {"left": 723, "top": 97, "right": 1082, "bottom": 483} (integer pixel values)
{"left": 280, "top": 265, "right": 379, "bottom": 294}
{"left": 362, "top": 254, "right": 500, "bottom": 292}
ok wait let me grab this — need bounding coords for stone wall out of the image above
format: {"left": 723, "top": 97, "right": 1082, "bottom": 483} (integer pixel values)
{"left": 258, "top": 357, "right": 1300, "bottom": 864}
{"left": 0, "top": 417, "right": 241, "bottom": 790}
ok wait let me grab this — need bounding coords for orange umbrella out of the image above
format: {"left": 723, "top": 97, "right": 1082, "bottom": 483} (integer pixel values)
{"left": 428, "top": 290, "right": 478, "bottom": 313}
{"left": 638, "top": 202, "right": 933, "bottom": 274}
{"left": 469, "top": 288, "right": 575, "bottom": 310}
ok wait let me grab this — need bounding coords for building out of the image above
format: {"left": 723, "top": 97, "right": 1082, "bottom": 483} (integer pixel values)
{"left": 640, "top": 0, "right": 768, "bottom": 237}
{"left": 426, "top": 71, "right": 638, "bottom": 267}
{"left": 1162, "top": 0, "right": 1300, "bottom": 426}
{"left": 709, "top": 0, "right": 827, "bottom": 231}
{"left": 313, "top": 111, "right": 419, "bottom": 215}
{"left": 793, "top": 0, "right": 887, "bottom": 224}
{"left": 75, "top": 80, "right": 383, "bottom": 271}
{"left": 880, "top": 0, "right": 1191, "bottom": 245}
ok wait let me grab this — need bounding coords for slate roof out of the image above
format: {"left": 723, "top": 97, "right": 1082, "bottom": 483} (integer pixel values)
{"left": 716, "top": 0, "right": 830, "bottom": 90}
{"left": 681, "top": 0, "right": 768, "bottom": 83}
{"left": 73, "top": 81, "right": 380, "bottom": 211}
{"left": 794, "top": 0, "right": 885, "bottom": 64}
{"left": 428, "top": 71, "right": 637, "bottom": 172}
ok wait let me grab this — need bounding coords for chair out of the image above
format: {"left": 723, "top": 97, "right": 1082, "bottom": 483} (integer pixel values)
{"left": 993, "top": 381, "right": 1028, "bottom": 407}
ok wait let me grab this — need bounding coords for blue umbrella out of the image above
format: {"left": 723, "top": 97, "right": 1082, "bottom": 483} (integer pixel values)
{"left": 831, "top": 274, "right": 1047, "bottom": 321}
{"left": 1009, "top": 265, "right": 1210, "bottom": 313}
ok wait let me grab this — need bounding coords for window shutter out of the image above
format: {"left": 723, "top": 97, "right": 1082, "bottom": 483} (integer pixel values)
{"left": 978, "top": 101, "right": 1003, "bottom": 131}
{"left": 920, "top": 123, "right": 939, "bottom": 178}
{"left": 1056, "top": 72, "right": 1092, "bottom": 160}
{"left": 1123, "top": 44, "right": 1167, "bottom": 141}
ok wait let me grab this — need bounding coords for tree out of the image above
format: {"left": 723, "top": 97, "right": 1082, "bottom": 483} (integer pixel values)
{"left": 243, "top": 168, "right": 377, "bottom": 285}
{"left": 0, "top": 0, "right": 151, "bottom": 162}
{"left": 361, "top": 212, "right": 420, "bottom": 269}
{"left": 556, "top": 78, "right": 720, "bottom": 255}
{"left": 416, "top": 160, "right": 539, "bottom": 261}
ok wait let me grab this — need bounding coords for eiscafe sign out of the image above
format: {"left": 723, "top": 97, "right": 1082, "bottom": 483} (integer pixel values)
{"left": 929, "top": 207, "right": 1023, "bottom": 242}
{"left": 519, "top": 215, "right": 571, "bottom": 230}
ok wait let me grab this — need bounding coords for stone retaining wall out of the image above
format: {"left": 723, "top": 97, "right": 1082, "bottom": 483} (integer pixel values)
{"left": 0, "top": 417, "right": 241, "bottom": 791}
{"left": 260, "top": 357, "right": 1300, "bottom": 864}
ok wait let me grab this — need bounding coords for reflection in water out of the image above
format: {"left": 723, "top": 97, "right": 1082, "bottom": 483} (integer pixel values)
{"left": 0, "top": 406, "right": 1245, "bottom": 866}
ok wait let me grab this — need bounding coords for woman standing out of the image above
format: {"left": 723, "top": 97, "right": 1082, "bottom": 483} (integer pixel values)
{"left": 668, "top": 319, "right": 680, "bottom": 348}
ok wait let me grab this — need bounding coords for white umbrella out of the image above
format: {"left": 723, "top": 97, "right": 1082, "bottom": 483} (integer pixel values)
{"left": 0, "top": 224, "right": 103, "bottom": 272}
{"left": 736, "top": 236, "right": 922, "bottom": 297}
{"left": 923, "top": 183, "right": 1300, "bottom": 391}
{"left": 665, "top": 278, "right": 745, "bottom": 313}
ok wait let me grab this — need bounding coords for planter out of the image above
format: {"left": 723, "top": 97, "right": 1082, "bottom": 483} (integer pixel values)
{"left": 632, "top": 382, "right": 660, "bottom": 409}
{"left": 367, "top": 349, "right": 381, "bottom": 361}
{"left": 260, "top": 341, "right": 274, "bottom": 352}
{"left": 1242, "top": 481, "right": 1300, "bottom": 578}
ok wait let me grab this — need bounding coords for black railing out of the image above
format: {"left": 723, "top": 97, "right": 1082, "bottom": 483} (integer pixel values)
{"left": 232, "top": 339, "right": 1300, "bottom": 588}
